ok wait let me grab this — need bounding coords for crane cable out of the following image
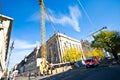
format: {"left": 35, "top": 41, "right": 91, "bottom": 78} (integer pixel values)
{"left": 43, "top": 3, "right": 57, "bottom": 34}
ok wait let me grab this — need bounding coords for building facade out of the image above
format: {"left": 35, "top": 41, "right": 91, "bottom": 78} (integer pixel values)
{"left": 0, "top": 14, "right": 13, "bottom": 78}
{"left": 81, "top": 40, "right": 92, "bottom": 57}
{"left": 16, "top": 48, "right": 39, "bottom": 76}
{"left": 17, "top": 32, "right": 91, "bottom": 75}
{"left": 46, "top": 33, "right": 86, "bottom": 63}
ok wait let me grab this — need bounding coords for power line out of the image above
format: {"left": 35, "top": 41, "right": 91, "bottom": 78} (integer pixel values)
{"left": 77, "top": 0, "right": 94, "bottom": 27}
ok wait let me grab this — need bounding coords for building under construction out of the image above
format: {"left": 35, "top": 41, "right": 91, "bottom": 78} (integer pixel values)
{"left": 16, "top": 32, "right": 91, "bottom": 76}
{"left": 0, "top": 14, "right": 13, "bottom": 79}
{"left": 16, "top": 0, "right": 92, "bottom": 76}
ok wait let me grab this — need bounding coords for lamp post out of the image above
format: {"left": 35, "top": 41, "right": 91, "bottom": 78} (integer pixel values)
{"left": 80, "top": 26, "right": 107, "bottom": 64}
{"left": 6, "top": 41, "right": 14, "bottom": 79}
{"left": 90, "top": 26, "right": 107, "bottom": 36}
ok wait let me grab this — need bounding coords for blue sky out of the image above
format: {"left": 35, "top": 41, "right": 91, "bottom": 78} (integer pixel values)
{"left": 2, "top": 0, "right": 120, "bottom": 69}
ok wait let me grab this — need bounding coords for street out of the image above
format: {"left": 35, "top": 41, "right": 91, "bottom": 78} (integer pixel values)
{"left": 41, "top": 65, "right": 120, "bottom": 80}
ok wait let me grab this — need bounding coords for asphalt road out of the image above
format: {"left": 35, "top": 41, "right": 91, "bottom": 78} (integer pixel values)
{"left": 42, "top": 65, "right": 120, "bottom": 80}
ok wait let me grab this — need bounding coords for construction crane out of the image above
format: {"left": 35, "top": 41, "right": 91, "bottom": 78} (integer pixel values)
{"left": 39, "top": 0, "right": 56, "bottom": 59}
{"left": 39, "top": 0, "right": 46, "bottom": 59}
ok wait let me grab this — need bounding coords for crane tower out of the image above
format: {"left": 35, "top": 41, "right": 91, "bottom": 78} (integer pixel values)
{"left": 39, "top": 0, "right": 46, "bottom": 59}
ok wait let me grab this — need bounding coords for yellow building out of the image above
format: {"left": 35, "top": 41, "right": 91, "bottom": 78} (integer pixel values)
{"left": 0, "top": 14, "right": 13, "bottom": 78}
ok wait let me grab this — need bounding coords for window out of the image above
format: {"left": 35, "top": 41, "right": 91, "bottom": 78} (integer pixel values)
{"left": 48, "top": 48, "right": 51, "bottom": 58}
{"left": 53, "top": 44, "right": 57, "bottom": 51}
{"left": 64, "top": 42, "right": 67, "bottom": 47}
{"left": 0, "top": 20, "right": 2, "bottom": 24}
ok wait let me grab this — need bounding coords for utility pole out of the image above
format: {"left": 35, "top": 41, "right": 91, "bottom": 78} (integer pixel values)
{"left": 80, "top": 41, "right": 86, "bottom": 61}
{"left": 6, "top": 41, "right": 14, "bottom": 79}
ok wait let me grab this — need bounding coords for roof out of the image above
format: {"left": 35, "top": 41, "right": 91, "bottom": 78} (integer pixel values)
{"left": 47, "top": 32, "right": 81, "bottom": 43}
{"left": 0, "top": 14, "right": 13, "bottom": 21}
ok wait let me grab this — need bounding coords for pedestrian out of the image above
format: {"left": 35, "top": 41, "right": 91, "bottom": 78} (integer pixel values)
{"left": 50, "top": 63, "right": 53, "bottom": 74}
{"left": 35, "top": 72, "right": 38, "bottom": 80}
{"left": 40, "top": 62, "right": 44, "bottom": 76}
{"left": 28, "top": 72, "right": 30, "bottom": 80}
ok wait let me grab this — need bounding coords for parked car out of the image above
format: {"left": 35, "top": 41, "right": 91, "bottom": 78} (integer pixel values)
{"left": 76, "top": 60, "right": 84, "bottom": 67}
{"left": 85, "top": 56, "right": 99, "bottom": 68}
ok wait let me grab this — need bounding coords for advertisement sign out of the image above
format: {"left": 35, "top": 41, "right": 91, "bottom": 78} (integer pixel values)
{"left": 36, "top": 58, "right": 45, "bottom": 67}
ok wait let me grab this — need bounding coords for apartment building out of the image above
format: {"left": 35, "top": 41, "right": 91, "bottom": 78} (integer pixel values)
{"left": 0, "top": 14, "right": 13, "bottom": 78}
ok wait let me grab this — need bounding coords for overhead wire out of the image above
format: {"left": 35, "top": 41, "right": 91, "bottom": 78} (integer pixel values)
{"left": 77, "top": 0, "right": 94, "bottom": 27}
{"left": 77, "top": 0, "right": 95, "bottom": 60}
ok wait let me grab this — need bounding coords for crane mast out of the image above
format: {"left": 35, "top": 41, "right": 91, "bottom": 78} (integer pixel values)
{"left": 39, "top": 0, "right": 46, "bottom": 59}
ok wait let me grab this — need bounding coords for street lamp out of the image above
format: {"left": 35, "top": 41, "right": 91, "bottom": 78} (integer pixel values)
{"left": 6, "top": 41, "right": 14, "bottom": 79}
{"left": 90, "top": 26, "right": 107, "bottom": 36}
{"left": 80, "top": 26, "right": 107, "bottom": 62}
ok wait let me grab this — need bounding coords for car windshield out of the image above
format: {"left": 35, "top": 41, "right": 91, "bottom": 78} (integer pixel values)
{"left": 85, "top": 59, "right": 94, "bottom": 62}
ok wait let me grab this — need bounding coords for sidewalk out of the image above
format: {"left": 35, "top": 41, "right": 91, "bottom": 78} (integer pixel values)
{"left": 16, "top": 66, "right": 72, "bottom": 80}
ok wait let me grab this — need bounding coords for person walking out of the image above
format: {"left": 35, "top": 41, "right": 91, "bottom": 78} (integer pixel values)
{"left": 50, "top": 63, "right": 53, "bottom": 74}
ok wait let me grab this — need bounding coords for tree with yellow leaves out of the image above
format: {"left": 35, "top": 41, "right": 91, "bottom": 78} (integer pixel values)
{"left": 86, "top": 48, "right": 105, "bottom": 59}
{"left": 62, "top": 47, "right": 82, "bottom": 62}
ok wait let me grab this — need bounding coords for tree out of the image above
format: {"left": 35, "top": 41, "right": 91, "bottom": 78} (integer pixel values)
{"left": 62, "top": 47, "right": 82, "bottom": 62}
{"left": 91, "top": 30, "right": 120, "bottom": 61}
{"left": 86, "top": 48, "right": 105, "bottom": 59}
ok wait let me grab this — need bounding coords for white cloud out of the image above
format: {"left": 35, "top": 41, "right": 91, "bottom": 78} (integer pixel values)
{"left": 14, "top": 39, "right": 36, "bottom": 50}
{"left": 28, "top": 5, "right": 82, "bottom": 32}
{"left": 8, "top": 39, "right": 37, "bottom": 69}
{"left": 47, "top": 5, "right": 81, "bottom": 32}
{"left": 9, "top": 49, "right": 33, "bottom": 70}
{"left": 28, "top": 11, "right": 40, "bottom": 22}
